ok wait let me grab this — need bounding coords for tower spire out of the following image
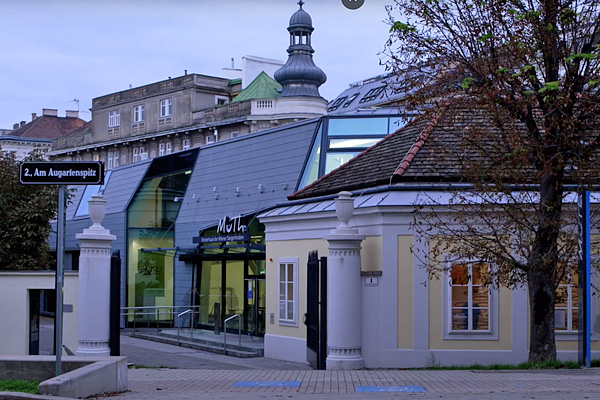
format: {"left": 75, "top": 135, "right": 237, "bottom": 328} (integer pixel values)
{"left": 274, "top": 1, "right": 327, "bottom": 98}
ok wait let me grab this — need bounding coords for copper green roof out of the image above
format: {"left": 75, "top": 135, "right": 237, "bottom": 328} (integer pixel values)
{"left": 231, "top": 72, "right": 282, "bottom": 103}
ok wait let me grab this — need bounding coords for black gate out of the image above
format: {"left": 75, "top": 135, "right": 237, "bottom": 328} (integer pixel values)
{"left": 110, "top": 250, "right": 121, "bottom": 356}
{"left": 305, "top": 250, "right": 327, "bottom": 370}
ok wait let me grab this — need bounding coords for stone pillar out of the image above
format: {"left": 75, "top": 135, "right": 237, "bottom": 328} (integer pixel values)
{"left": 76, "top": 194, "right": 116, "bottom": 356}
{"left": 325, "top": 191, "right": 365, "bottom": 370}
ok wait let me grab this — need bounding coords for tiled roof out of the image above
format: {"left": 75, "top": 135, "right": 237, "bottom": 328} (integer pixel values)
{"left": 12, "top": 115, "right": 87, "bottom": 139}
{"left": 231, "top": 71, "right": 281, "bottom": 103}
{"left": 290, "top": 106, "right": 548, "bottom": 200}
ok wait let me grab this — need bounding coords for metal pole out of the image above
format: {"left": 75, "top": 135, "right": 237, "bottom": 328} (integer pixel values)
{"left": 56, "top": 185, "right": 66, "bottom": 376}
{"left": 578, "top": 190, "right": 591, "bottom": 368}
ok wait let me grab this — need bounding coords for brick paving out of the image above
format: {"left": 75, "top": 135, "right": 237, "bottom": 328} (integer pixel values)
{"left": 96, "top": 334, "right": 600, "bottom": 400}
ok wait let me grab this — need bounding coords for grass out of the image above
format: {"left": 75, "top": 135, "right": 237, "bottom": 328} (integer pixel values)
{"left": 0, "top": 379, "right": 39, "bottom": 394}
{"left": 422, "top": 359, "right": 600, "bottom": 370}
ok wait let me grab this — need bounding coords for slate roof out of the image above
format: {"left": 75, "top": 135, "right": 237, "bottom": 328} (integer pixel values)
{"left": 12, "top": 115, "right": 87, "bottom": 139}
{"left": 231, "top": 71, "right": 281, "bottom": 103}
{"left": 290, "top": 106, "right": 556, "bottom": 200}
{"left": 327, "top": 73, "right": 405, "bottom": 114}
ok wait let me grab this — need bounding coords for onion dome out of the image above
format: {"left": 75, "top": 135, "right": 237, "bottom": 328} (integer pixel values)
{"left": 274, "top": 1, "right": 327, "bottom": 98}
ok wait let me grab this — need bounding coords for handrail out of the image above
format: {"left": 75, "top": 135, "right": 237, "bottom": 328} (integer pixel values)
{"left": 223, "top": 314, "right": 241, "bottom": 355}
{"left": 177, "top": 309, "right": 194, "bottom": 345}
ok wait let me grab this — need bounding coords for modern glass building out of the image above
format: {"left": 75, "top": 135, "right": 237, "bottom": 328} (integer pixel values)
{"left": 53, "top": 114, "right": 408, "bottom": 336}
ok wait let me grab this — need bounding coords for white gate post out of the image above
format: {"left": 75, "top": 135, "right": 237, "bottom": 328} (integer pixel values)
{"left": 76, "top": 194, "right": 116, "bottom": 356}
{"left": 325, "top": 192, "right": 364, "bottom": 370}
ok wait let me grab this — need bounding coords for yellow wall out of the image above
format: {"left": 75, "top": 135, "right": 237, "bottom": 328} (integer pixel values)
{"left": 397, "top": 235, "right": 414, "bottom": 349}
{"left": 265, "top": 239, "right": 328, "bottom": 339}
{"left": 361, "top": 236, "right": 382, "bottom": 273}
{"left": 0, "top": 271, "right": 79, "bottom": 355}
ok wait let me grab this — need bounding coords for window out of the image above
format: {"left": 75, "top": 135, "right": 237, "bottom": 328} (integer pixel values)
{"left": 160, "top": 98, "right": 172, "bottom": 117}
{"left": 159, "top": 143, "right": 165, "bottom": 156}
{"left": 166, "top": 142, "right": 172, "bottom": 155}
{"left": 133, "top": 147, "right": 139, "bottom": 163}
{"left": 327, "top": 96, "right": 347, "bottom": 112}
{"left": 344, "top": 93, "right": 360, "bottom": 107}
{"left": 183, "top": 139, "right": 191, "bottom": 150}
{"left": 359, "top": 86, "right": 385, "bottom": 103}
{"left": 113, "top": 150, "right": 120, "bottom": 168}
{"left": 278, "top": 258, "right": 298, "bottom": 325}
{"left": 215, "top": 96, "right": 229, "bottom": 106}
{"left": 231, "top": 131, "right": 239, "bottom": 138}
{"left": 133, "top": 105, "right": 145, "bottom": 123}
{"left": 107, "top": 151, "right": 114, "bottom": 170}
{"left": 206, "top": 135, "right": 215, "bottom": 144}
{"left": 446, "top": 260, "right": 495, "bottom": 337}
{"left": 108, "top": 110, "right": 120, "bottom": 127}
{"left": 556, "top": 268, "right": 579, "bottom": 332}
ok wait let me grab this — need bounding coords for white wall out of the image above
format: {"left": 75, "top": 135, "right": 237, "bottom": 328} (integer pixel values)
{"left": 0, "top": 271, "right": 78, "bottom": 355}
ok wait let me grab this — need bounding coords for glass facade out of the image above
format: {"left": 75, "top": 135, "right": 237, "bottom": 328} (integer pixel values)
{"left": 298, "top": 115, "right": 410, "bottom": 189}
{"left": 127, "top": 170, "right": 192, "bottom": 323}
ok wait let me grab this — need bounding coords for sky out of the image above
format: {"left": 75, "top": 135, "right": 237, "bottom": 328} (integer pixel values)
{"left": 0, "top": 0, "right": 395, "bottom": 130}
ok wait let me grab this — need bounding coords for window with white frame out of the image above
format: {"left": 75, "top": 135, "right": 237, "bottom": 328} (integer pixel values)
{"left": 133, "top": 105, "right": 145, "bottom": 123}
{"left": 447, "top": 261, "right": 492, "bottom": 333}
{"left": 206, "top": 135, "right": 215, "bottom": 144}
{"left": 108, "top": 110, "right": 120, "bottom": 127}
{"left": 166, "top": 142, "right": 172, "bottom": 155}
{"left": 159, "top": 143, "right": 165, "bottom": 156}
{"left": 183, "top": 139, "right": 191, "bottom": 150}
{"left": 555, "top": 267, "right": 579, "bottom": 332}
{"left": 113, "top": 150, "right": 120, "bottom": 168}
{"left": 133, "top": 147, "right": 139, "bottom": 162}
{"left": 278, "top": 258, "right": 299, "bottom": 325}
{"left": 160, "top": 98, "right": 172, "bottom": 117}
{"left": 108, "top": 151, "right": 114, "bottom": 170}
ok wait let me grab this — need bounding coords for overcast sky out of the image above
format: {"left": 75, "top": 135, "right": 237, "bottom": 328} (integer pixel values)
{"left": 0, "top": 0, "right": 394, "bottom": 130}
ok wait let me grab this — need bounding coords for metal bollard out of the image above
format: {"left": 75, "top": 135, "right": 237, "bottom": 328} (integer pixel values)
{"left": 214, "top": 302, "right": 221, "bottom": 335}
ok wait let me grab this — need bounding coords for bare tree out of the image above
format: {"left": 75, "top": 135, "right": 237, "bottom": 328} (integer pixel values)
{"left": 385, "top": 0, "right": 600, "bottom": 362}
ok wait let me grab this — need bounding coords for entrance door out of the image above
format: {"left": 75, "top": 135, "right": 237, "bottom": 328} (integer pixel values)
{"left": 197, "top": 259, "right": 266, "bottom": 335}
{"left": 305, "top": 251, "right": 327, "bottom": 370}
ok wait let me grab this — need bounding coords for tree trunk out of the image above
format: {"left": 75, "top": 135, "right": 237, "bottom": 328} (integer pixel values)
{"left": 527, "top": 170, "right": 562, "bottom": 362}
{"left": 527, "top": 267, "right": 557, "bottom": 362}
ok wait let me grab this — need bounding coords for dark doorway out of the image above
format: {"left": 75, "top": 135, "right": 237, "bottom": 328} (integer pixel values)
{"left": 29, "top": 289, "right": 56, "bottom": 355}
{"left": 305, "top": 250, "right": 327, "bottom": 370}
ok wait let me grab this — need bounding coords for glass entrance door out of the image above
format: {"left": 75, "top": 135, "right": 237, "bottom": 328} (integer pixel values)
{"left": 196, "top": 259, "right": 265, "bottom": 335}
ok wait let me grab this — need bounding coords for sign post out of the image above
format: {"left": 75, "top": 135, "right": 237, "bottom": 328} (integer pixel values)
{"left": 577, "top": 190, "right": 591, "bottom": 368}
{"left": 20, "top": 161, "right": 103, "bottom": 376}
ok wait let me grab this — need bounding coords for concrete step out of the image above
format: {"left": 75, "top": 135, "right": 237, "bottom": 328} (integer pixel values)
{"left": 130, "top": 332, "right": 263, "bottom": 358}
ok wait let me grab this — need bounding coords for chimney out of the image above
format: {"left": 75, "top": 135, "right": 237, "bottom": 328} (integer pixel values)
{"left": 20, "top": 121, "right": 26, "bottom": 128}
{"left": 42, "top": 108, "right": 58, "bottom": 117}
{"left": 13, "top": 123, "right": 19, "bottom": 131}
{"left": 31, "top": 113, "right": 37, "bottom": 121}
{"left": 65, "top": 110, "right": 79, "bottom": 119}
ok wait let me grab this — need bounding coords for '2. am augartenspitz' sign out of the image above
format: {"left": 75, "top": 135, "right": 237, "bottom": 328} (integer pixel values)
{"left": 20, "top": 161, "right": 104, "bottom": 185}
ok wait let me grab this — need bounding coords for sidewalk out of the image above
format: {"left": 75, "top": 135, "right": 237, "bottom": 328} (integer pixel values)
{"left": 99, "top": 334, "right": 600, "bottom": 400}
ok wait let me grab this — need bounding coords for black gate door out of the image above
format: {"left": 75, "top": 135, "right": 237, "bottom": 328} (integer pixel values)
{"left": 29, "top": 290, "right": 40, "bottom": 355}
{"left": 305, "top": 251, "right": 327, "bottom": 370}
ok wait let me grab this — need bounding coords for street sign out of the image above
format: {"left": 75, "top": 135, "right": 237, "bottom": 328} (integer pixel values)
{"left": 20, "top": 161, "right": 104, "bottom": 185}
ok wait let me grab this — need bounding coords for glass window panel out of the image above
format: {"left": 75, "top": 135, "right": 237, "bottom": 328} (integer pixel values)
{"left": 280, "top": 264, "right": 285, "bottom": 283}
{"left": 472, "top": 286, "right": 489, "bottom": 307}
{"left": 572, "top": 309, "right": 579, "bottom": 330}
{"left": 388, "top": 116, "right": 409, "bottom": 133}
{"left": 452, "top": 309, "right": 468, "bottom": 330}
{"left": 555, "top": 309, "right": 568, "bottom": 329}
{"left": 451, "top": 287, "right": 468, "bottom": 306}
{"left": 328, "top": 118, "right": 389, "bottom": 136}
{"left": 329, "top": 138, "right": 380, "bottom": 149}
{"left": 287, "top": 283, "right": 294, "bottom": 299}
{"left": 280, "top": 283, "right": 286, "bottom": 300}
{"left": 555, "top": 286, "right": 568, "bottom": 308}
{"left": 571, "top": 288, "right": 579, "bottom": 308}
{"left": 451, "top": 264, "right": 469, "bottom": 285}
{"left": 287, "top": 264, "right": 294, "bottom": 281}
{"left": 279, "top": 302, "right": 285, "bottom": 320}
{"left": 325, "top": 151, "right": 361, "bottom": 175}
{"left": 473, "top": 308, "right": 489, "bottom": 330}
{"left": 472, "top": 263, "right": 489, "bottom": 284}
{"left": 298, "top": 126, "right": 322, "bottom": 189}
{"left": 287, "top": 301, "right": 294, "bottom": 320}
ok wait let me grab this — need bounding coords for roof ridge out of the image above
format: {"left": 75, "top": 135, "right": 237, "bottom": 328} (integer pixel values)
{"left": 393, "top": 107, "right": 446, "bottom": 177}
